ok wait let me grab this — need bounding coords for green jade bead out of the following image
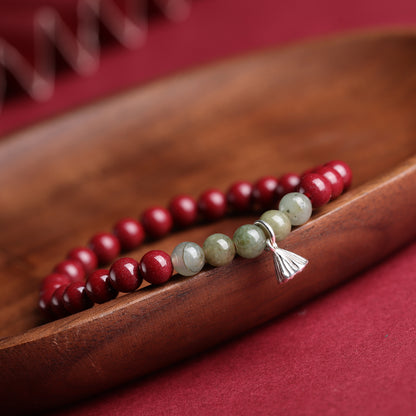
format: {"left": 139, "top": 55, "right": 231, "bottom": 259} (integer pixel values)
{"left": 203, "top": 233, "right": 235, "bottom": 267}
{"left": 278, "top": 192, "right": 312, "bottom": 226}
{"left": 171, "top": 242, "right": 205, "bottom": 276}
{"left": 233, "top": 224, "right": 266, "bottom": 259}
{"left": 259, "top": 210, "right": 291, "bottom": 241}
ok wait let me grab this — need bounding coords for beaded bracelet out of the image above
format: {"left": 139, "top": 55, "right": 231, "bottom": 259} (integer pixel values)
{"left": 39, "top": 160, "right": 352, "bottom": 319}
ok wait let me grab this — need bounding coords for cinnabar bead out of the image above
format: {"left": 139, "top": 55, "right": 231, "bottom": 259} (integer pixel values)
{"left": 325, "top": 160, "right": 352, "bottom": 190}
{"left": 141, "top": 207, "right": 173, "bottom": 239}
{"left": 86, "top": 269, "right": 118, "bottom": 304}
{"left": 38, "top": 287, "right": 56, "bottom": 317}
{"left": 50, "top": 285, "right": 69, "bottom": 318}
{"left": 252, "top": 176, "right": 279, "bottom": 209}
{"left": 198, "top": 189, "right": 227, "bottom": 220}
{"left": 315, "top": 166, "right": 344, "bottom": 199}
{"left": 276, "top": 173, "right": 301, "bottom": 199}
{"left": 227, "top": 181, "right": 253, "bottom": 212}
{"left": 41, "top": 272, "right": 72, "bottom": 293}
{"left": 169, "top": 195, "right": 198, "bottom": 227}
{"left": 89, "top": 232, "right": 121, "bottom": 264}
{"left": 54, "top": 259, "right": 85, "bottom": 282}
{"left": 67, "top": 247, "right": 98, "bottom": 275}
{"left": 109, "top": 257, "right": 141, "bottom": 292}
{"left": 63, "top": 282, "right": 93, "bottom": 314}
{"left": 298, "top": 173, "right": 332, "bottom": 208}
{"left": 39, "top": 273, "right": 72, "bottom": 317}
{"left": 113, "top": 218, "right": 145, "bottom": 250}
{"left": 139, "top": 250, "right": 173, "bottom": 285}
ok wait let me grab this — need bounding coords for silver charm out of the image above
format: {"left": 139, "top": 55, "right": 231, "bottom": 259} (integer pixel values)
{"left": 254, "top": 220, "right": 308, "bottom": 284}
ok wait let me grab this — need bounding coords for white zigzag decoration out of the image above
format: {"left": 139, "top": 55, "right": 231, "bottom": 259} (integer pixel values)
{"left": 0, "top": 0, "right": 191, "bottom": 108}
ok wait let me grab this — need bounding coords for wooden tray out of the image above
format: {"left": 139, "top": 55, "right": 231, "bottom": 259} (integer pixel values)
{"left": 1, "top": 30, "right": 416, "bottom": 415}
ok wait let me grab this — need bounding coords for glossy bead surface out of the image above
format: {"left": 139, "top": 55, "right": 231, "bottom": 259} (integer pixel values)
{"left": 227, "top": 181, "right": 253, "bottom": 212}
{"left": 276, "top": 173, "right": 301, "bottom": 199}
{"left": 325, "top": 160, "right": 352, "bottom": 190}
{"left": 315, "top": 166, "right": 344, "bottom": 199}
{"left": 89, "top": 232, "right": 121, "bottom": 264}
{"left": 38, "top": 287, "right": 57, "bottom": 317}
{"left": 86, "top": 269, "right": 118, "bottom": 304}
{"left": 41, "top": 273, "right": 72, "bottom": 293}
{"left": 53, "top": 259, "right": 85, "bottom": 282}
{"left": 50, "top": 285, "right": 69, "bottom": 318}
{"left": 233, "top": 224, "right": 266, "bottom": 259}
{"left": 171, "top": 242, "right": 205, "bottom": 276}
{"left": 298, "top": 173, "right": 332, "bottom": 208}
{"left": 63, "top": 282, "right": 94, "bottom": 314}
{"left": 109, "top": 257, "right": 141, "bottom": 293}
{"left": 279, "top": 192, "right": 312, "bottom": 226}
{"left": 169, "top": 195, "right": 198, "bottom": 227}
{"left": 139, "top": 250, "right": 173, "bottom": 285}
{"left": 252, "top": 176, "right": 279, "bottom": 209}
{"left": 260, "top": 210, "right": 291, "bottom": 241}
{"left": 39, "top": 273, "right": 72, "bottom": 316}
{"left": 203, "top": 233, "right": 235, "bottom": 266}
{"left": 67, "top": 247, "right": 98, "bottom": 275}
{"left": 141, "top": 206, "right": 173, "bottom": 239}
{"left": 198, "top": 189, "right": 227, "bottom": 220}
{"left": 113, "top": 218, "right": 145, "bottom": 250}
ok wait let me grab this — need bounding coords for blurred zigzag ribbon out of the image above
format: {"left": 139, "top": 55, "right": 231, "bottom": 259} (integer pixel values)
{"left": 0, "top": 0, "right": 192, "bottom": 108}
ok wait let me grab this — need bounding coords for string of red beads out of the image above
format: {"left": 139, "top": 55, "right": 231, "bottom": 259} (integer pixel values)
{"left": 39, "top": 160, "right": 352, "bottom": 320}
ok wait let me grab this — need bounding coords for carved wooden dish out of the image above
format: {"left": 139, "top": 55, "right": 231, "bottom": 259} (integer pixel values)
{"left": 0, "top": 30, "right": 415, "bottom": 415}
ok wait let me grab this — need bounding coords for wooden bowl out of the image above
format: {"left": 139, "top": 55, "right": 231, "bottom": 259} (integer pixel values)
{"left": 0, "top": 29, "right": 415, "bottom": 415}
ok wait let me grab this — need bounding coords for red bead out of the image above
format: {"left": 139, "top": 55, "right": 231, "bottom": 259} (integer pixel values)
{"left": 89, "top": 232, "right": 121, "bottom": 264}
{"left": 113, "top": 218, "right": 145, "bottom": 250}
{"left": 54, "top": 259, "right": 85, "bottom": 282}
{"left": 169, "top": 195, "right": 198, "bottom": 227}
{"left": 63, "top": 282, "right": 93, "bottom": 314}
{"left": 41, "top": 272, "right": 72, "bottom": 293}
{"left": 252, "top": 176, "right": 279, "bottom": 209}
{"left": 315, "top": 166, "right": 344, "bottom": 199}
{"left": 141, "top": 207, "right": 173, "bottom": 239}
{"left": 227, "top": 181, "right": 253, "bottom": 212}
{"left": 198, "top": 189, "right": 227, "bottom": 220}
{"left": 276, "top": 173, "right": 301, "bottom": 199}
{"left": 50, "top": 285, "right": 69, "bottom": 318}
{"left": 38, "top": 286, "right": 57, "bottom": 317}
{"left": 139, "top": 250, "right": 173, "bottom": 285}
{"left": 325, "top": 160, "right": 352, "bottom": 190}
{"left": 86, "top": 269, "right": 118, "bottom": 304}
{"left": 298, "top": 173, "right": 332, "bottom": 208}
{"left": 39, "top": 273, "right": 72, "bottom": 317}
{"left": 67, "top": 247, "right": 98, "bottom": 275}
{"left": 109, "top": 257, "right": 141, "bottom": 292}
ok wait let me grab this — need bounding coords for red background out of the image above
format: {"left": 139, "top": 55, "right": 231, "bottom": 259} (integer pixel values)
{"left": 3, "top": 0, "right": 416, "bottom": 137}
{"left": 1, "top": 0, "right": 415, "bottom": 414}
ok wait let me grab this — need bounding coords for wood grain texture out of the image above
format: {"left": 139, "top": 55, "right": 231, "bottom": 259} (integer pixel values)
{"left": 1, "top": 30, "right": 416, "bottom": 414}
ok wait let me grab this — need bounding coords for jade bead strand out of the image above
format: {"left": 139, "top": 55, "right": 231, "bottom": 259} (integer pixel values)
{"left": 171, "top": 191, "right": 315, "bottom": 277}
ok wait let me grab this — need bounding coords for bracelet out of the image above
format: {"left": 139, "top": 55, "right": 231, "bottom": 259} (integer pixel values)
{"left": 39, "top": 160, "right": 352, "bottom": 320}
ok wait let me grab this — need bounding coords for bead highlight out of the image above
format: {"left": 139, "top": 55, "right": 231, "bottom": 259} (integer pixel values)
{"left": 233, "top": 224, "right": 266, "bottom": 259}
{"left": 278, "top": 192, "right": 312, "bottom": 226}
{"left": 259, "top": 210, "right": 291, "bottom": 241}
{"left": 109, "top": 257, "right": 141, "bottom": 293}
{"left": 172, "top": 242, "right": 205, "bottom": 276}
{"left": 140, "top": 250, "right": 173, "bottom": 285}
{"left": 203, "top": 233, "right": 236, "bottom": 267}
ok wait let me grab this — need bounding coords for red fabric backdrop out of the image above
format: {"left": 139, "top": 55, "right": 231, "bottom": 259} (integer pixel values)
{"left": 1, "top": 0, "right": 415, "bottom": 414}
